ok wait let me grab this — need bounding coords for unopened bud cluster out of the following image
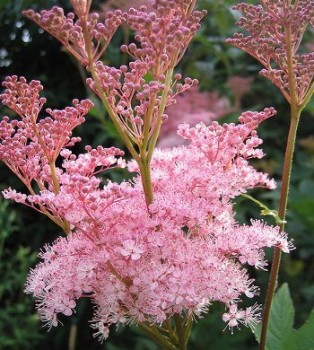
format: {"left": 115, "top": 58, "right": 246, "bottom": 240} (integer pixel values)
{"left": 226, "top": 0, "right": 314, "bottom": 105}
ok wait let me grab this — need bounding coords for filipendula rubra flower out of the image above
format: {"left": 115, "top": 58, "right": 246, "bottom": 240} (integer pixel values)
{"left": 22, "top": 0, "right": 208, "bottom": 216}
{"left": 226, "top": 0, "right": 314, "bottom": 106}
{"left": 23, "top": 1, "right": 205, "bottom": 146}
{"left": 0, "top": 77, "right": 292, "bottom": 341}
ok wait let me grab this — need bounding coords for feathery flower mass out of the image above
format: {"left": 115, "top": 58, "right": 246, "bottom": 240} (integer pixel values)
{"left": 0, "top": 77, "right": 292, "bottom": 340}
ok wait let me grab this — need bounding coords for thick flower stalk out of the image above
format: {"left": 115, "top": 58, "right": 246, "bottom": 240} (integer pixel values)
{"left": 227, "top": 1, "right": 313, "bottom": 349}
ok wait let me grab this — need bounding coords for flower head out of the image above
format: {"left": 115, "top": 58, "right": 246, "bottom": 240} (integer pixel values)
{"left": 226, "top": 1, "right": 314, "bottom": 105}
{"left": 23, "top": 6, "right": 123, "bottom": 65}
{"left": 21, "top": 108, "right": 292, "bottom": 340}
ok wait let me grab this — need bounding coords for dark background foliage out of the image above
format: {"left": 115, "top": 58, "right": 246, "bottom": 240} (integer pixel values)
{"left": 0, "top": 0, "right": 313, "bottom": 349}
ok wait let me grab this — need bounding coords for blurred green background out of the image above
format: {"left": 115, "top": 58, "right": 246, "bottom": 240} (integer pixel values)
{"left": 0, "top": 0, "right": 313, "bottom": 349}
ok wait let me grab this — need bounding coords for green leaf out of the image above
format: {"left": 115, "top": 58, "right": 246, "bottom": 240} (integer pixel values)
{"left": 241, "top": 193, "right": 286, "bottom": 224}
{"left": 267, "top": 284, "right": 294, "bottom": 350}
{"left": 254, "top": 284, "right": 314, "bottom": 350}
{"left": 284, "top": 310, "right": 314, "bottom": 350}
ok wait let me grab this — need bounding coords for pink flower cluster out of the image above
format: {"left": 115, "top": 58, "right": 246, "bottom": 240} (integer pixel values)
{"left": 23, "top": 2, "right": 206, "bottom": 147}
{"left": 0, "top": 76, "right": 92, "bottom": 192}
{"left": 159, "top": 74, "right": 256, "bottom": 148}
{"left": 23, "top": 6, "right": 123, "bottom": 64}
{"left": 226, "top": 0, "right": 314, "bottom": 105}
{"left": 0, "top": 0, "right": 298, "bottom": 342}
{"left": 123, "top": 3, "right": 205, "bottom": 72}
{"left": 0, "top": 77, "right": 292, "bottom": 340}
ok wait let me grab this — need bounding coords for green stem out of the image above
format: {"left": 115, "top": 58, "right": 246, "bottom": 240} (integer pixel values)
{"left": 30, "top": 119, "right": 71, "bottom": 233}
{"left": 81, "top": 19, "right": 140, "bottom": 164}
{"left": 259, "top": 112, "right": 300, "bottom": 350}
{"left": 174, "top": 314, "right": 188, "bottom": 350}
{"left": 183, "top": 315, "right": 193, "bottom": 342}
{"left": 300, "top": 82, "right": 314, "bottom": 110}
{"left": 142, "top": 92, "right": 157, "bottom": 151}
{"left": 147, "top": 68, "right": 174, "bottom": 162}
{"left": 68, "top": 324, "right": 77, "bottom": 350}
{"left": 138, "top": 157, "right": 154, "bottom": 208}
{"left": 163, "top": 319, "right": 179, "bottom": 345}
{"left": 138, "top": 66, "right": 175, "bottom": 207}
{"left": 138, "top": 323, "right": 178, "bottom": 350}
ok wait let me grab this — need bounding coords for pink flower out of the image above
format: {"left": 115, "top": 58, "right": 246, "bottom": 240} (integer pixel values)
{"left": 118, "top": 239, "right": 145, "bottom": 260}
{"left": 0, "top": 77, "right": 93, "bottom": 191}
{"left": 226, "top": 1, "right": 314, "bottom": 105}
{"left": 23, "top": 7, "right": 123, "bottom": 65}
{"left": 0, "top": 1, "right": 296, "bottom": 342}
{"left": 18, "top": 108, "right": 292, "bottom": 340}
{"left": 222, "top": 303, "right": 261, "bottom": 332}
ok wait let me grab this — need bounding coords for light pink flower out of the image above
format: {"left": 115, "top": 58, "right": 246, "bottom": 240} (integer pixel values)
{"left": 119, "top": 239, "right": 145, "bottom": 260}
{"left": 10, "top": 106, "right": 291, "bottom": 339}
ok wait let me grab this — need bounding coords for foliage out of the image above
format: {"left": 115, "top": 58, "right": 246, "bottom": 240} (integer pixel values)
{"left": 0, "top": 198, "right": 42, "bottom": 349}
{"left": 254, "top": 284, "right": 314, "bottom": 350}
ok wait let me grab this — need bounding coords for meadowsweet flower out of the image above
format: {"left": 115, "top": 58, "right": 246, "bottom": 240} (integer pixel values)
{"left": 23, "top": 6, "right": 123, "bottom": 65}
{"left": 1, "top": 1, "right": 296, "bottom": 345}
{"left": 123, "top": 4, "right": 206, "bottom": 73}
{"left": 0, "top": 77, "right": 93, "bottom": 190}
{"left": 23, "top": 1, "right": 206, "bottom": 150}
{"left": 226, "top": 0, "right": 314, "bottom": 105}
{"left": 222, "top": 303, "right": 261, "bottom": 332}
{"left": 0, "top": 77, "right": 125, "bottom": 231}
{"left": 4, "top": 100, "right": 289, "bottom": 340}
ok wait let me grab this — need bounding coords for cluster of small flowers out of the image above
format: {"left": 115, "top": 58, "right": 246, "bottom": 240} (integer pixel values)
{"left": 87, "top": 62, "right": 198, "bottom": 142}
{"left": 0, "top": 0, "right": 298, "bottom": 343}
{"left": 226, "top": 0, "right": 314, "bottom": 104}
{"left": 23, "top": 2, "right": 206, "bottom": 146}
{"left": 0, "top": 76, "right": 92, "bottom": 191}
{"left": 23, "top": 5, "right": 123, "bottom": 64}
{"left": 0, "top": 77, "right": 292, "bottom": 340}
{"left": 123, "top": 3, "right": 205, "bottom": 73}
